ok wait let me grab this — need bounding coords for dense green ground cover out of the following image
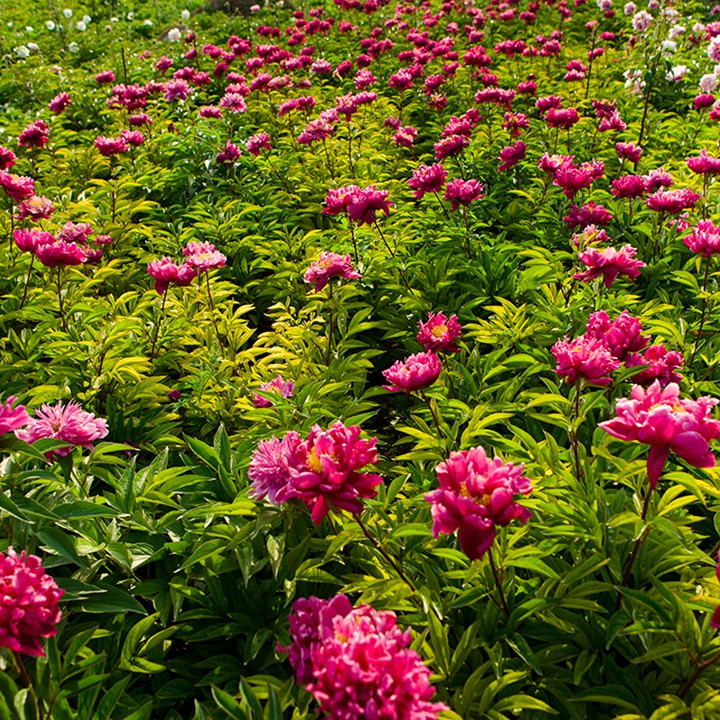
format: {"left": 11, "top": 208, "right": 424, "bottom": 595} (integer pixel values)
{"left": 1, "top": 0, "right": 720, "bottom": 717}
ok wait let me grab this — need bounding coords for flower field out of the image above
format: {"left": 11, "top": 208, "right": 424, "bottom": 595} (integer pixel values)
{"left": 2, "top": 0, "right": 720, "bottom": 716}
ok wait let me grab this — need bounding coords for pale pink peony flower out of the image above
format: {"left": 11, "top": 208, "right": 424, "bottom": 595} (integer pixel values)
{"left": 574, "top": 245, "right": 645, "bottom": 288}
{"left": 600, "top": 381, "right": 720, "bottom": 486}
{"left": 417, "top": 312, "right": 462, "bottom": 353}
{"left": 383, "top": 351, "right": 442, "bottom": 392}
{"left": 287, "top": 595, "right": 447, "bottom": 720}
{"left": 253, "top": 375, "right": 294, "bottom": 407}
{"left": 425, "top": 446, "right": 531, "bottom": 560}
{"left": 0, "top": 397, "right": 29, "bottom": 435}
{"left": 15, "top": 400, "right": 108, "bottom": 457}
{"left": 552, "top": 335, "right": 621, "bottom": 386}
{"left": 303, "top": 252, "right": 360, "bottom": 292}
{"left": 0, "top": 549, "right": 63, "bottom": 657}
{"left": 182, "top": 241, "right": 227, "bottom": 273}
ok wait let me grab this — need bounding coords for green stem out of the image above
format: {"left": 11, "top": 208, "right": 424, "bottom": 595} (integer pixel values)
{"left": 488, "top": 547, "right": 510, "bottom": 618}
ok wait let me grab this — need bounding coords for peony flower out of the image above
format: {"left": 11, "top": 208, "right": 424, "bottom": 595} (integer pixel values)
{"left": 346, "top": 185, "right": 393, "bottom": 225}
{"left": 408, "top": 164, "right": 447, "bottom": 200}
{"left": 34, "top": 239, "right": 87, "bottom": 267}
{"left": 0, "top": 146, "right": 16, "bottom": 171}
{"left": 498, "top": 140, "right": 526, "bottom": 171}
{"left": 687, "top": 149, "right": 720, "bottom": 175}
{"left": 248, "top": 431, "right": 305, "bottom": 505}
{"left": 253, "top": 375, "right": 294, "bottom": 408}
{"left": 625, "top": 345, "right": 683, "bottom": 386}
{"left": 0, "top": 171, "right": 35, "bottom": 203}
{"left": 147, "top": 257, "right": 198, "bottom": 294}
{"left": 246, "top": 132, "right": 271, "bottom": 156}
{"left": 616, "top": 142, "right": 642, "bottom": 163}
{"left": 216, "top": 140, "right": 242, "bottom": 164}
{"left": 15, "top": 196, "right": 54, "bottom": 222}
{"left": 286, "top": 595, "right": 447, "bottom": 719}
{"left": 552, "top": 335, "right": 621, "bottom": 386}
{"left": 684, "top": 220, "right": 720, "bottom": 257}
{"left": 600, "top": 382, "right": 720, "bottom": 486}
{"left": 383, "top": 351, "right": 442, "bottom": 393}
{"left": 611, "top": 175, "right": 648, "bottom": 198}
{"left": 182, "top": 241, "right": 227, "bottom": 273}
{"left": 585, "top": 310, "right": 648, "bottom": 361}
{"left": 18, "top": 120, "right": 49, "bottom": 148}
{"left": 15, "top": 400, "right": 108, "bottom": 457}
{"left": 303, "top": 252, "right": 360, "bottom": 292}
{"left": 323, "top": 186, "right": 361, "bottom": 217}
{"left": 0, "top": 397, "right": 29, "bottom": 435}
{"left": 417, "top": 312, "right": 462, "bottom": 353}
{"left": 425, "top": 446, "right": 531, "bottom": 560}
{"left": 444, "top": 178, "right": 484, "bottom": 211}
{"left": 13, "top": 228, "right": 54, "bottom": 253}
{"left": 564, "top": 201, "right": 612, "bottom": 230}
{"left": 0, "top": 549, "right": 63, "bottom": 657}
{"left": 94, "top": 136, "right": 128, "bottom": 157}
{"left": 574, "top": 245, "right": 645, "bottom": 288}
{"left": 48, "top": 92, "right": 71, "bottom": 115}
{"left": 645, "top": 188, "right": 700, "bottom": 213}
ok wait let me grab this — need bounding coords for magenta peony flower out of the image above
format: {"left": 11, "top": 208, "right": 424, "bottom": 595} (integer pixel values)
{"left": 346, "top": 186, "right": 393, "bottom": 225}
{"left": 616, "top": 142, "right": 642, "bottom": 163}
{"left": 182, "top": 241, "right": 227, "bottom": 273}
{"left": 94, "top": 136, "right": 128, "bottom": 157}
{"left": 408, "top": 163, "right": 447, "bottom": 199}
{"left": 574, "top": 245, "right": 645, "bottom": 289}
{"left": 248, "top": 431, "right": 306, "bottom": 505}
{"left": 498, "top": 140, "right": 526, "bottom": 171}
{"left": 216, "top": 140, "right": 242, "bottom": 164}
{"left": 444, "top": 178, "right": 484, "bottom": 211}
{"left": 120, "top": 130, "right": 145, "bottom": 147}
{"left": 15, "top": 400, "right": 108, "bottom": 457}
{"left": 585, "top": 310, "right": 648, "bottom": 361}
{"left": 18, "top": 120, "right": 49, "bottom": 149}
{"left": 643, "top": 168, "right": 674, "bottom": 192}
{"left": 0, "top": 549, "right": 63, "bottom": 657}
{"left": 48, "top": 92, "right": 71, "bottom": 115}
{"left": 147, "top": 257, "right": 198, "bottom": 294}
{"left": 0, "top": 397, "right": 29, "bottom": 435}
{"left": 323, "top": 185, "right": 361, "bottom": 217}
{"left": 383, "top": 351, "right": 442, "bottom": 393}
{"left": 15, "top": 195, "right": 54, "bottom": 222}
{"left": 687, "top": 148, "right": 720, "bottom": 175}
{"left": 164, "top": 79, "right": 190, "bottom": 102}
{"left": 564, "top": 201, "right": 612, "bottom": 230}
{"left": 95, "top": 70, "right": 116, "bottom": 84}
{"left": 253, "top": 374, "right": 294, "bottom": 407}
{"left": 286, "top": 595, "right": 447, "bottom": 720}
{"left": 0, "top": 145, "right": 17, "bottom": 170}
{"left": 611, "top": 175, "right": 648, "bottom": 199}
{"left": 14, "top": 229, "right": 55, "bottom": 253}
{"left": 625, "top": 345, "right": 684, "bottom": 386}
{"left": 0, "top": 171, "right": 35, "bottom": 203}
{"left": 425, "top": 446, "right": 531, "bottom": 560}
{"left": 545, "top": 107, "right": 580, "bottom": 128}
{"left": 684, "top": 220, "right": 720, "bottom": 257}
{"left": 711, "top": 555, "right": 720, "bottom": 629}
{"left": 34, "top": 239, "right": 87, "bottom": 267}
{"left": 417, "top": 312, "right": 462, "bottom": 353}
{"left": 246, "top": 132, "right": 271, "bottom": 156}
{"left": 600, "top": 382, "right": 720, "bottom": 486}
{"left": 304, "top": 252, "right": 360, "bottom": 292}
{"left": 552, "top": 335, "right": 621, "bottom": 386}
{"left": 57, "top": 222, "right": 92, "bottom": 244}
{"left": 645, "top": 188, "right": 700, "bottom": 213}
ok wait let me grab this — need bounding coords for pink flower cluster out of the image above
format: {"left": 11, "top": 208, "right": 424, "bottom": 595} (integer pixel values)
{"left": 600, "top": 382, "right": 720, "bottom": 487}
{"left": 253, "top": 375, "right": 294, "bottom": 407}
{"left": 14, "top": 227, "right": 91, "bottom": 267}
{"left": 15, "top": 400, "right": 108, "bottom": 458}
{"left": 0, "top": 549, "right": 63, "bottom": 657}
{"left": 538, "top": 153, "right": 604, "bottom": 198}
{"left": 304, "top": 252, "right": 360, "bottom": 292}
{"left": 147, "top": 257, "right": 197, "bottom": 294}
{"left": 383, "top": 351, "right": 442, "bottom": 393}
{"left": 285, "top": 594, "right": 446, "bottom": 720}
{"left": 248, "top": 421, "right": 382, "bottom": 523}
{"left": 574, "top": 245, "right": 645, "bottom": 289}
{"left": 324, "top": 185, "right": 393, "bottom": 226}
{"left": 425, "top": 446, "right": 531, "bottom": 559}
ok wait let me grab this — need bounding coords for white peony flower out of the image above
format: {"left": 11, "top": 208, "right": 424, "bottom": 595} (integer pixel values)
{"left": 76, "top": 21, "right": 86, "bottom": 31}
{"left": 16, "top": 45, "right": 30, "bottom": 58}
{"left": 167, "top": 27, "right": 181, "bottom": 42}
{"left": 27, "top": 42, "right": 39, "bottom": 51}
{"left": 46, "top": 20, "right": 56, "bottom": 30}
{"left": 181, "top": 9, "right": 190, "bottom": 19}
{"left": 63, "top": 8, "right": 72, "bottom": 18}
{"left": 68, "top": 41, "right": 79, "bottom": 53}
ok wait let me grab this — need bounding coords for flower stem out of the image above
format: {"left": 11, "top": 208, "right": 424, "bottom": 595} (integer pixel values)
{"left": 354, "top": 513, "right": 417, "bottom": 593}
{"left": 349, "top": 220, "right": 358, "bottom": 265}
{"left": 56, "top": 266, "right": 67, "bottom": 332}
{"left": 678, "top": 649, "right": 720, "bottom": 699}
{"left": 690, "top": 255, "right": 713, "bottom": 366}
{"left": 204, "top": 272, "right": 224, "bottom": 353}
{"left": 325, "top": 282, "right": 335, "bottom": 366}
{"left": 419, "top": 389, "right": 445, "bottom": 443}
{"left": 373, "top": 220, "right": 395, "bottom": 257}
{"left": 149, "top": 289, "right": 168, "bottom": 360}
{"left": 19, "top": 254, "right": 34, "bottom": 309}
{"left": 488, "top": 547, "right": 510, "bottom": 618}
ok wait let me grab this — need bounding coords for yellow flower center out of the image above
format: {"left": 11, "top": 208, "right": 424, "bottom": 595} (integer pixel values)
{"left": 431, "top": 324, "right": 448, "bottom": 338}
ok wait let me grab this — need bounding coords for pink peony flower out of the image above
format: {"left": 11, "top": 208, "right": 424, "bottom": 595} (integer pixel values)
{"left": 643, "top": 168, "right": 674, "bottom": 192}
{"left": 545, "top": 107, "right": 580, "bottom": 129}
{"left": 687, "top": 148, "right": 720, "bottom": 175}
{"left": 246, "top": 132, "right": 271, "bottom": 156}
{"left": 645, "top": 188, "right": 700, "bottom": 213}
{"left": 164, "top": 79, "right": 190, "bottom": 102}
{"left": 585, "top": 310, "right": 648, "bottom": 361}
{"left": 0, "top": 171, "right": 34, "bottom": 203}
{"left": 120, "top": 130, "right": 145, "bottom": 147}
{"left": 323, "top": 186, "right": 361, "bottom": 216}
{"left": 182, "top": 241, "right": 227, "bottom": 272}
{"left": 552, "top": 335, "right": 621, "bottom": 386}
{"left": 15, "top": 400, "right": 108, "bottom": 457}
{"left": 94, "top": 136, "right": 128, "bottom": 157}
{"left": 0, "top": 146, "right": 16, "bottom": 171}
{"left": 216, "top": 140, "right": 242, "bottom": 164}
{"left": 574, "top": 245, "right": 645, "bottom": 288}
{"left": 48, "top": 92, "right": 71, "bottom": 115}
{"left": 616, "top": 142, "right": 643, "bottom": 163}
{"left": 346, "top": 186, "right": 393, "bottom": 225}
{"left": 600, "top": 382, "right": 720, "bottom": 486}
{"left": 498, "top": 140, "right": 526, "bottom": 171}
{"left": 408, "top": 164, "right": 447, "bottom": 200}
{"left": 444, "top": 178, "right": 484, "bottom": 211}
{"left": 303, "top": 252, "right": 360, "bottom": 292}
{"left": 611, "top": 175, "right": 648, "bottom": 199}
{"left": 15, "top": 195, "right": 54, "bottom": 222}
{"left": 287, "top": 595, "right": 447, "bottom": 720}
{"left": 18, "top": 120, "right": 49, "bottom": 149}
{"left": 0, "top": 397, "right": 29, "bottom": 435}
{"left": 57, "top": 222, "right": 92, "bottom": 244}
{"left": 34, "top": 239, "right": 87, "bottom": 267}
{"left": 711, "top": 555, "right": 720, "bottom": 629}
{"left": 13, "top": 228, "right": 54, "bottom": 253}
{"left": 253, "top": 374, "right": 294, "bottom": 407}
{"left": 564, "top": 201, "right": 612, "bottom": 230}
{"left": 248, "top": 431, "right": 306, "bottom": 505}
{"left": 684, "top": 220, "right": 720, "bottom": 256}
{"left": 625, "top": 345, "right": 683, "bottom": 386}
{"left": 383, "top": 351, "right": 442, "bottom": 393}
{"left": 147, "top": 257, "right": 198, "bottom": 294}
{"left": 0, "top": 549, "right": 63, "bottom": 657}
{"left": 95, "top": 70, "right": 116, "bottom": 84}
{"left": 425, "top": 446, "right": 531, "bottom": 560}
{"left": 417, "top": 312, "right": 462, "bottom": 353}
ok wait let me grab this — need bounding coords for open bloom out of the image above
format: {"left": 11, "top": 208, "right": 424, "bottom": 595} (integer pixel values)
{"left": 625, "top": 345, "right": 683, "bottom": 386}
{"left": 574, "top": 245, "right": 645, "bottom": 288}
{"left": 684, "top": 220, "right": 720, "bottom": 257}
{"left": 552, "top": 335, "right": 621, "bottom": 386}
{"left": 15, "top": 400, "right": 108, "bottom": 457}
{"left": 425, "top": 446, "right": 531, "bottom": 560}
{"left": 444, "top": 178, "right": 484, "bottom": 211}
{"left": 94, "top": 136, "right": 128, "bottom": 157}
{"left": 0, "top": 549, "right": 63, "bottom": 657}
{"left": 417, "top": 312, "right": 462, "bottom": 353}
{"left": 15, "top": 196, "right": 54, "bottom": 222}
{"left": 14, "top": 228, "right": 54, "bottom": 253}
{"left": 183, "top": 241, "right": 227, "bottom": 272}
{"left": 35, "top": 240, "right": 87, "bottom": 267}
{"left": 383, "top": 352, "right": 442, "bottom": 393}
{"left": 304, "top": 252, "right": 360, "bottom": 292}
{"left": 147, "top": 257, "right": 197, "bottom": 294}
{"left": 286, "top": 594, "right": 447, "bottom": 719}
{"left": 248, "top": 431, "right": 305, "bottom": 505}
{"left": 585, "top": 310, "right": 648, "bottom": 361}
{"left": 0, "top": 397, "right": 29, "bottom": 436}
{"left": 408, "top": 164, "right": 447, "bottom": 199}
{"left": 687, "top": 149, "right": 720, "bottom": 175}
{"left": 18, "top": 120, "right": 49, "bottom": 148}
{"left": 48, "top": 92, "right": 71, "bottom": 115}
{"left": 645, "top": 188, "right": 700, "bottom": 213}
{"left": 253, "top": 375, "right": 294, "bottom": 407}
{"left": 600, "top": 382, "right": 720, "bottom": 487}
{"left": 498, "top": 140, "right": 526, "bottom": 171}
{"left": 346, "top": 186, "right": 393, "bottom": 225}
{"left": 0, "top": 171, "right": 35, "bottom": 203}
